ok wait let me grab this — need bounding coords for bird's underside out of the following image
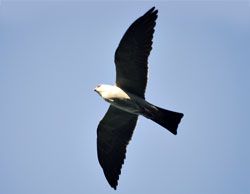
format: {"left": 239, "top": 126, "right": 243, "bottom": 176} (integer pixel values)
{"left": 95, "top": 7, "right": 184, "bottom": 190}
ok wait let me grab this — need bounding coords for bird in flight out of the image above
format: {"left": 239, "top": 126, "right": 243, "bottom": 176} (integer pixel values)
{"left": 94, "top": 7, "right": 184, "bottom": 190}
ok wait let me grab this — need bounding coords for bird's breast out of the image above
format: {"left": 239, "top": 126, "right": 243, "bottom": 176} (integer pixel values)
{"left": 101, "top": 85, "right": 142, "bottom": 114}
{"left": 110, "top": 98, "right": 141, "bottom": 115}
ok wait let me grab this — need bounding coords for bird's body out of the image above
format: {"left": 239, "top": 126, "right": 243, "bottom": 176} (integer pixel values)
{"left": 96, "top": 84, "right": 147, "bottom": 115}
{"left": 95, "top": 84, "right": 183, "bottom": 135}
{"left": 94, "top": 7, "right": 184, "bottom": 189}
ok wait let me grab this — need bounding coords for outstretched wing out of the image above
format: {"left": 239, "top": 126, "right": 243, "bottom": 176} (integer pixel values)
{"left": 115, "top": 7, "right": 158, "bottom": 98}
{"left": 97, "top": 106, "right": 138, "bottom": 189}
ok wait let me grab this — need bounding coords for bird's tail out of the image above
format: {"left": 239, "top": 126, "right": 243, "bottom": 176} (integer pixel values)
{"left": 142, "top": 105, "right": 184, "bottom": 135}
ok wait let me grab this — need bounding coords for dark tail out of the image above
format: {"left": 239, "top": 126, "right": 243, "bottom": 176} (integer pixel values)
{"left": 142, "top": 105, "right": 184, "bottom": 135}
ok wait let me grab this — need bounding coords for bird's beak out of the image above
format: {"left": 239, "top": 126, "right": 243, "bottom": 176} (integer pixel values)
{"left": 94, "top": 87, "right": 97, "bottom": 92}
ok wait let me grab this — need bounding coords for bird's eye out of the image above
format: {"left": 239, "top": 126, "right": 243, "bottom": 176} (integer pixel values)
{"left": 97, "top": 84, "right": 101, "bottom": 88}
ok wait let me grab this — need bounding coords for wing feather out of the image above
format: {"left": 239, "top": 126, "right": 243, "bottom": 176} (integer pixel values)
{"left": 115, "top": 7, "right": 158, "bottom": 98}
{"left": 97, "top": 106, "right": 138, "bottom": 189}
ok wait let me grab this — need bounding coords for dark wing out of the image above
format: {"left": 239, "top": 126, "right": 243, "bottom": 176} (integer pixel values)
{"left": 97, "top": 106, "right": 138, "bottom": 189}
{"left": 115, "top": 7, "right": 158, "bottom": 99}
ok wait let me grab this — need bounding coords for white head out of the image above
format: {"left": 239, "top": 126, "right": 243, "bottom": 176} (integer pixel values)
{"left": 94, "top": 84, "right": 114, "bottom": 99}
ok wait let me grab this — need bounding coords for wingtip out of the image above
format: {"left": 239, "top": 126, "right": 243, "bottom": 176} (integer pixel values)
{"left": 146, "top": 6, "right": 158, "bottom": 14}
{"left": 105, "top": 174, "right": 119, "bottom": 190}
{"left": 145, "top": 7, "right": 158, "bottom": 20}
{"left": 104, "top": 168, "right": 120, "bottom": 190}
{"left": 110, "top": 181, "right": 118, "bottom": 190}
{"left": 149, "top": 6, "right": 155, "bottom": 11}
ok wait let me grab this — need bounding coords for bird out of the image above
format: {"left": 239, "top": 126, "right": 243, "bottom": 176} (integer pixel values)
{"left": 94, "top": 7, "right": 184, "bottom": 190}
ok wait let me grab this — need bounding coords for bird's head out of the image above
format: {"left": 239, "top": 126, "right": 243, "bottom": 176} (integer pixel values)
{"left": 94, "top": 84, "right": 102, "bottom": 95}
{"left": 94, "top": 84, "right": 113, "bottom": 99}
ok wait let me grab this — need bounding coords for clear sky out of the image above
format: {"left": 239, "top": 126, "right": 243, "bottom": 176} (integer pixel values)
{"left": 0, "top": 1, "right": 250, "bottom": 194}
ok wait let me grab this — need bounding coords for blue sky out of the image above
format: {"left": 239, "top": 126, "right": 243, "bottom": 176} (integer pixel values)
{"left": 0, "top": 1, "right": 250, "bottom": 194}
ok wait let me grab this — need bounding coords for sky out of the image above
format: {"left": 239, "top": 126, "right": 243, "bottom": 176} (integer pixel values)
{"left": 0, "top": 1, "right": 250, "bottom": 194}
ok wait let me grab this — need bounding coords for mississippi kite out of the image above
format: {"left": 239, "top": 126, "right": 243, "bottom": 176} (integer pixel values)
{"left": 94, "top": 7, "right": 184, "bottom": 189}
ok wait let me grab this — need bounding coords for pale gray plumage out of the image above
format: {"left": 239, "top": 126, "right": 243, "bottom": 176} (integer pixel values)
{"left": 94, "top": 7, "right": 184, "bottom": 190}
